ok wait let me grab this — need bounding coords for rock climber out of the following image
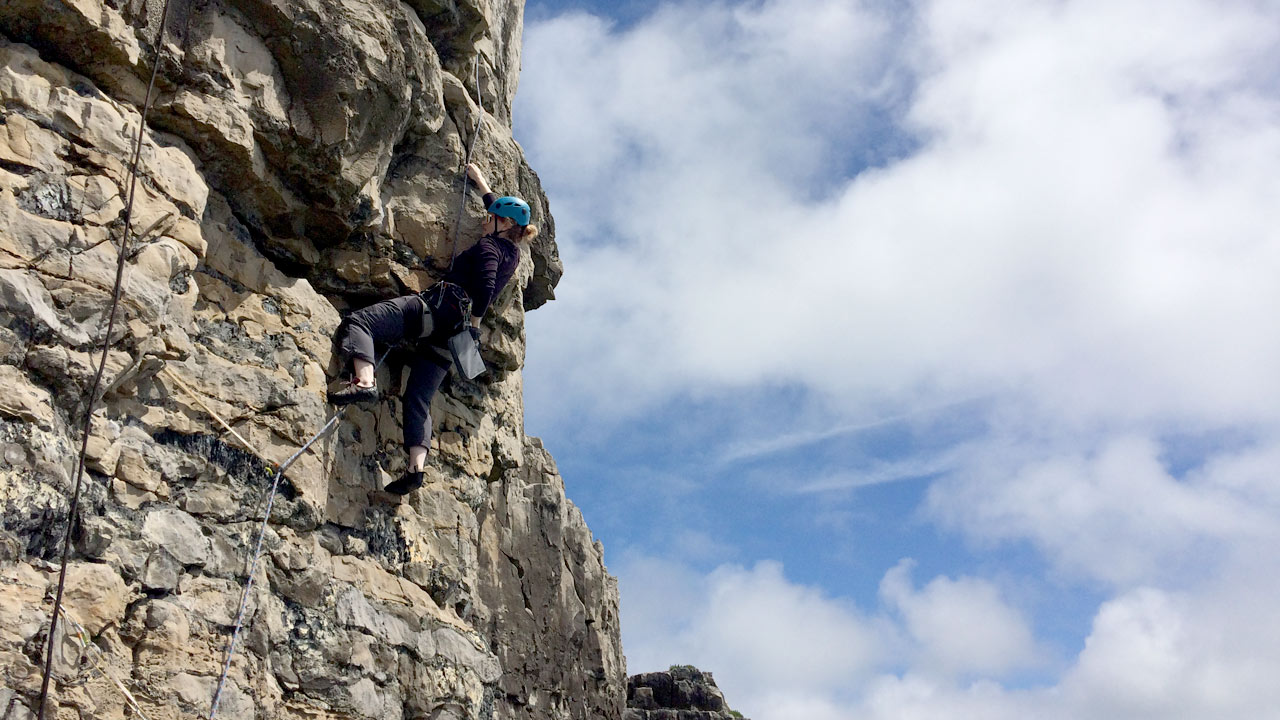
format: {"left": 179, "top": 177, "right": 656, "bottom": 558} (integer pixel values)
{"left": 326, "top": 163, "right": 538, "bottom": 495}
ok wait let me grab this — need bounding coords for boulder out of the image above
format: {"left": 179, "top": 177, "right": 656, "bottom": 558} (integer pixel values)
{"left": 142, "top": 507, "right": 210, "bottom": 567}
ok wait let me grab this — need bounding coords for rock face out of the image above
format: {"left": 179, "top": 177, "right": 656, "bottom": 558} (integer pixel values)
{"left": 0, "top": 1, "right": 613, "bottom": 719}
{"left": 624, "top": 667, "right": 749, "bottom": 720}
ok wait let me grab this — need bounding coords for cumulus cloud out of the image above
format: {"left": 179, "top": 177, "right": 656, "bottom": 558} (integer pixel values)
{"left": 617, "top": 554, "right": 897, "bottom": 711}
{"left": 925, "top": 435, "right": 1280, "bottom": 585}
{"left": 880, "top": 559, "right": 1042, "bottom": 678}
{"left": 516, "top": 0, "right": 1280, "bottom": 718}
{"left": 516, "top": 0, "right": 914, "bottom": 415}
{"left": 1053, "top": 577, "right": 1280, "bottom": 719}
{"left": 621, "top": 553, "right": 1280, "bottom": 720}
{"left": 618, "top": 553, "right": 1044, "bottom": 716}
{"left": 518, "top": 0, "right": 1280, "bottom": 427}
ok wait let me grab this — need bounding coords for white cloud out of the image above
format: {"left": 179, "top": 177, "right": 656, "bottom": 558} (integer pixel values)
{"left": 519, "top": 0, "right": 1280, "bottom": 428}
{"left": 925, "top": 435, "right": 1280, "bottom": 585}
{"left": 516, "top": 1, "right": 1280, "bottom": 718}
{"left": 880, "top": 559, "right": 1042, "bottom": 678}
{"left": 517, "top": 0, "right": 914, "bottom": 415}
{"left": 715, "top": 395, "right": 982, "bottom": 466}
{"left": 619, "top": 553, "right": 1280, "bottom": 720}
{"left": 1067, "top": 589, "right": 1198, "bottom": 714}
{"left": 1058, "top": 579, "right": 1280, "bottom": 720}
{"left": 617, "top": 554, "right": 898, "bottom": 712}
{"left": 858, "top": 675, "right": 1028, "bottom": 720}
{"left": 612, "top": 553, "right": 709, "bottom": 656}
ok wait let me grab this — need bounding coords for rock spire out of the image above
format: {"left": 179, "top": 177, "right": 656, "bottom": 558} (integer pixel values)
{"left": 625, "top": 667, "right": 751, "bottom": 720}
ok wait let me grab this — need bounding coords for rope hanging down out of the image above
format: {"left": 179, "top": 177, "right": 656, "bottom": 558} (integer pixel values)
{"left": 207, "top": 350, "right": 389, "bottom": 720}
{"left": 36, "top": 0, "right": 175, "bottom": 717}
{"left": 449, "top": 55, "right": 486, "bottom": 272}
{"left": 57, "top": 607, "right": 154, "bottom": 720}
{"left": 175, "top": 49, "right": 481, "bottom": 720}
{"left": 35, "top": 25, "right": 484, "bottom": 720}
{"left": 161, "top": 368, "right": 255, "bottom": 452}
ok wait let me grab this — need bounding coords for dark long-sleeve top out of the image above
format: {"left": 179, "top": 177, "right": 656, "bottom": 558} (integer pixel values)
{"left": 443, "top": 192, "right": 521, "bottom": 318}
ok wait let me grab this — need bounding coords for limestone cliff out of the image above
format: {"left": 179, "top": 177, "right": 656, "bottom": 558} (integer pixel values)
{"left": 0, "top": 1, "right": 620, "bottom": 719}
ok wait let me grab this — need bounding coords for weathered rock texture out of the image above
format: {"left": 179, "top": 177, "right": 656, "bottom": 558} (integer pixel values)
{"left": 624, "top": 667, "right": 749, "bottom": 720}
{"left": 0, "top": 1, "right": 614, "bottom": 719}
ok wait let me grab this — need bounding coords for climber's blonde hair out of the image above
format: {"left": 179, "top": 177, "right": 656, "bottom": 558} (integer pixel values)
{"left": 511, "top": 223, "right": 539, "bottom": 244}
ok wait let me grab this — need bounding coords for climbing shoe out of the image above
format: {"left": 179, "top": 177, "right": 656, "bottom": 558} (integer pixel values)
{"left": 385, "top": 470, "right": 424, "bottom": 496}
{"left": 327, "top": 382, "right": 377, "bottom": 405}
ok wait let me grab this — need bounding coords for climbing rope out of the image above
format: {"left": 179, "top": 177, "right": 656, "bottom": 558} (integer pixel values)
{"left": 160, "top": 368, "right": 256, "bottom": 453}
{"left": 57, "top": 606, "right": 154, "bottom": 720}
{"left": 207, "top": 466, "right": 281, "bottom": 720}
{"left": 207, "top": 350, "right": 389, "bottom": 719}
{"left": 36, "top": 0, "right": 175, "bottom": 717}
{"left": 449, "top": 55, "right": 486, "bottom": 273}
{"left": 33, "top": 17, "right": 485, "bottom": 720}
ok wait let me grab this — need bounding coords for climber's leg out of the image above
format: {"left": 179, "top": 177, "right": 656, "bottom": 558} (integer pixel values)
{"left": 408, "top": 445, "right": 428, "bottom": 472}
{"left": 329, "top": 296, "right": 426, "bottom": 404}
{"left": 351, "top": 358, "right": 375, "bottom": 387}
{"left": 385, "top": 351, "right": 449, "bottom": 495}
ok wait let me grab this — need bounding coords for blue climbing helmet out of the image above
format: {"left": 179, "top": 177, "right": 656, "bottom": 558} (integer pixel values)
{"left": 486, "top": 196, "right": 531, "bottom": 226}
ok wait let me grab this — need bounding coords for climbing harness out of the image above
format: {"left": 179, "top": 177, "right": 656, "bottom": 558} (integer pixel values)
{"left": 36, "top": 0, "right": 176, "bottom": 716}
{"left": 33, "top": 23, "right": 490, "bottom": 720}
{"left": 419, "top": 281, "right": 474, "bottom": 337}
{"left": 212, "top": 58, "right": 486, "bottom": 713}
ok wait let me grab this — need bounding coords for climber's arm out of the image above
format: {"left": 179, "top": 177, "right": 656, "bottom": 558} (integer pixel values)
{"left": 466, "top": 163, "right": 494, "bottom": 198}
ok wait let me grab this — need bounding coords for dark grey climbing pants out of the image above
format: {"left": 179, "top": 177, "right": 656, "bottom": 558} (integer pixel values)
{"left": 335, "top": 295, "right": 450, "bottom": 450}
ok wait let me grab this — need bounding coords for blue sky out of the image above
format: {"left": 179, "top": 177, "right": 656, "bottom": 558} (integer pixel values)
{"left": 511, "top": 1, "right": 1280, "bottom": 718}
